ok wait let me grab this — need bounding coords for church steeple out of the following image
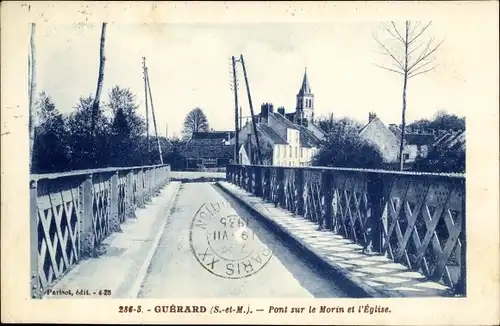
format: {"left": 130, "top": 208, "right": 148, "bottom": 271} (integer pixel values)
{"left": 298, "top": 67, "right": 312, "bottom": 95}
{"left": 295, "top": 67, "right": 314, "bottom": 124}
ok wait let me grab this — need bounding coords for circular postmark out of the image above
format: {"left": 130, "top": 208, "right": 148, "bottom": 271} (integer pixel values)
{"left": 189, "top": 201, "right": 274, "bottom": 279}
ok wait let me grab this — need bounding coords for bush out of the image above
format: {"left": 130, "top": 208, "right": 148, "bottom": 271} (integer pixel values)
{"left": 312, "top": 125, "right": 384, "bottom": 169}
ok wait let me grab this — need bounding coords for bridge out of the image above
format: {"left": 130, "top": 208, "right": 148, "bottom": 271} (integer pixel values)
{"left": 30, "top": 164, "right": 465, "bottom": 299}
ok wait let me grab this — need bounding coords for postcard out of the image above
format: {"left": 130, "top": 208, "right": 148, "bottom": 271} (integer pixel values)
{"left": 1, "top": 1, "right": 499, "bottom": 325}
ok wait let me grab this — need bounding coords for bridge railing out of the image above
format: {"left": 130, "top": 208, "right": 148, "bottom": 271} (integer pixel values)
{"left": 226, "top": 164, "right": 466, "bottom": 296}
{"left": 30, "top": 164, "right": 171, "bottom": 298}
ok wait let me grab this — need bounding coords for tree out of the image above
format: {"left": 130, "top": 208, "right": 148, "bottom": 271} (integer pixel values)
{"left": 162, "top": 137, "right": 188, "bottom": 171}
{"left": 28, "top": 23, "right": 36, "bottom": 172}
{"left": 67, "top": 95, "right": 111, "bottom": 169}
{"left": 408, "top": 110, "right": 465, "bottom": 131}
{"left": 107, "top": 86, "right": 146, "bottom": 166}
{"left": 182, "top": 107, "right": 210, "bottom": 139}
{"left": 91, "top": 23, "right": 107, "bottom": 138}
{"left": 412, "top": 146, "right": 465, "bottom": 173}
{"left": 32, "top": 92, "right": 70, "bottom": 173}
{"left": 373, "top": 21, "right": 444, "bottom": 170}
{"left": 312, "top": 125, "right": 384, "bottom": 169}
{"left": 317, "top": 114, "right": 363, "bottom": 135}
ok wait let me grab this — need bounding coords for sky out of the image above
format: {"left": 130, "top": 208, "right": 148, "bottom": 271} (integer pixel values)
{"left": 36, "top": 21, "right": 473, "bottom": 138}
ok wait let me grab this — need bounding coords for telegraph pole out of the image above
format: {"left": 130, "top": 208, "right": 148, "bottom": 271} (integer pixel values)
{"left": 232, "top": 56, "right": 239, "bottom": 164}
{"left": 145, "top": 67, "right": 163, "bottom": 164}
{"left": 240, "top": 54, "right": 262, "bottom": 165}
{"left": 239, "top": 105, "right": 242, "bottom": 132}
{"left": 142, "top": 57, "right": 150, "bottom": 159}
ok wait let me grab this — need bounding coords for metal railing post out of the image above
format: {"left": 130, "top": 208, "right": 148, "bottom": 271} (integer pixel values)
{"left": 255, "top": 166, "right": 262, "bottom": 197}
{"left": 109, "top": 171, "right": 120, "bottom": 232}
{"left": 80, "top": 174, "right": 95, "bottom": 258}
{"left": 321, "top": 169, "right": 333, "bottom": 230}
{"left": 367, "top": 173, "right": 384, "bottom": 253}
{"left": 30, "top": 180, "right": 40, "bottom": 298}
{"left": 294, "top": 168, "right": 304, "bottom": 216}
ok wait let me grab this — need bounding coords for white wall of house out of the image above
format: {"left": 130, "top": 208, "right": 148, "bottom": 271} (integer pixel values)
{"left": 270, "top": 127, "right": 318, "bottom": 167}
{"left": 359, "top": 118, "right": 400, "bottom": 163}
{"left": 402, "top": 144, "right": 429, "bottom": 163}
{"left": 239, "top": 145, "right": 251, "bottom": 165}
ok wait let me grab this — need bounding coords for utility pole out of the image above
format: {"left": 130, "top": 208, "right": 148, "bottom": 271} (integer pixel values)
{"left": 142, "top": 57, "right": 150, "bottom": 159}
{"left": 91, "top": 22, "right": 107, "bottom": 139}
{"left": 232, "top": 56, "right": 239, "bottom": 164}
{"left": 239, "top": 105, "right": 242, "bottom": 132}
{"left": 28, "top": 23, "right": 36, "bottom": 172}
{"left": 240, "top": 54, "right": 262, "bottom": 165}
{"left": 145, "top": 68, "right": 163, "bottom": 164}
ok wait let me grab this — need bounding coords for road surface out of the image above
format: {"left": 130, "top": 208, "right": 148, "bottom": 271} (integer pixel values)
{"left": 138, "top": 182, "right": 348, "bottom": 298}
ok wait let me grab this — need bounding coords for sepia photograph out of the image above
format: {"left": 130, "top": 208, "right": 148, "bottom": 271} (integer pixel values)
{"left": 29, "top": 20, "right": 466, "bottom": 300}
{"left": 1, "top": 1, "right": 498, "bottom": 325}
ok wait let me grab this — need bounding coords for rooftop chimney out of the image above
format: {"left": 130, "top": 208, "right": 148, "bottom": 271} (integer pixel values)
{"left": 368, "top": 112, "right": 377, "bottom": 122}
{"left": 260, "top": 102, "right": 274, "bottom": 118}
{"left": 277, "top": 107, "right": 285, "bottom": 116}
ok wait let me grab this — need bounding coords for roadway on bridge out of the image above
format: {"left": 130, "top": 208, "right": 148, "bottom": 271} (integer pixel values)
{"left": 138, "top": 182, "right": 348, "bottom": 298}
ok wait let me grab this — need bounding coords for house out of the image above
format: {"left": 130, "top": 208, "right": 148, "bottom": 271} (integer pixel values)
{"left": 431, "top": 129, "right": 466, "bottom": 151}
{"left": 359, "top": 113, "right": 438, "bottom": 164}
{"left": 359, "top": 113, "right": 401, "bottom": 163}
{"left": 181, "top": 131, "right": 235, "bottom": 170}
{"left": 232, "top": 68, "right": 326, "bottom": 167}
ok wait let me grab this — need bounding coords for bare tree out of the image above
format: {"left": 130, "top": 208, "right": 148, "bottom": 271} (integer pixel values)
{"left": 182, "top": 107, "right": 210, "bottom": 139}
{"left": 28, "top": 23, "right": 36, "bottom": 172}
{"left": 373, "top": 21, "right": 444, "bottom": 170}
{"left": 91, "top": 22, "right": 107, "bottom": 137}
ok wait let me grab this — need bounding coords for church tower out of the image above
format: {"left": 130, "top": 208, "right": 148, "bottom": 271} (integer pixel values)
{"left": 295, "top": 67, "right": 314, "bottom": 125}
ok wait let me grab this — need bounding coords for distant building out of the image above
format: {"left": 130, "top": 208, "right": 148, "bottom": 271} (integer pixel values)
{"left": 359, "top": 113, "right": 401, "bottom": 163}
{"left": 232, "top": 68, "right": 326, "bottom": 167}
{"left": 359, "top": 113, "right": 439, "bottom": 164}
{"left": 181, "top": 131, "right": 234, "bottom": 170}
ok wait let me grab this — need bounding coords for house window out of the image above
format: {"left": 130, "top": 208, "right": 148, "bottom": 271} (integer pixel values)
{"left": 289, "top": 146, "right": 292, "bottom": 158}
{"left": 283, "top": 146, "right": 286, "bottom": 158}
{"left": 403, "top": 153, "right": 410, "bottom": 161}
{"left": 295, "top": 147, "right": 298, "bottom": 158}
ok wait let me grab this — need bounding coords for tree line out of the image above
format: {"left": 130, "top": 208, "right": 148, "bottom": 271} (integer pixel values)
{"left": 312, "top": 111, "right": 465, "bottom": 173}
{"left": 33, "top": 87, "right": 162, "bottom": 173}
{"left": 31, "top": 88, "right": 215, "bottom": 174}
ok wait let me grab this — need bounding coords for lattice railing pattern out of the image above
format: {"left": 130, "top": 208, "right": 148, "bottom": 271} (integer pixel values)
{"left": 92, "top": 173, "right": 112, "bottom": 246}
{"left": 227, "top": 164, "right": 466, "bottom": 295}
{"left": 283, "top": 169, "right": 297, "bottom": 213}
{"left": 30, "top": 164, "right": 171, "bottom": 298}
{"left": 303, "top": 169, "right": 322, "bottom": 224}
{"left": 118, "top": 172, "right": 127, "bottom": 223}
{"left": 36, "top": 177, "right": 82, "bottom": 291}
{"left": 382, "top": 175, "right": 464, "bottom": 290}
{"left": 331, "top": 171, "right": 370, "bottom": 246}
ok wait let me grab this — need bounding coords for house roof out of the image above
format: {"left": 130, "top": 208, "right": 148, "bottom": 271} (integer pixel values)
{"left": 405, "top": 133, "right": 436, "bottom": 146}
{"left": 191, "top": 131, "right": 234, "bottom": 140}
{"left": 388, "top": 125, "right": 402, "bottom": 141}
{"left": 180, "top": 144, "right": 234, "bottom": 159}
{"left": 257, "top": 123, "right": 288, "bottom": 145}
{"left": 298, "top": 125, "right": 321, "bottom": 148}
{"left": 432, "top": 130, "right": 466, "bottom": 150}
{"left": 307, "top": 121, "right": 328, "bottom": 138}
{"left": 270, "top": 111, "right": 299, "bottom": 130}
{"left": 359, "top": 116, "right": 400, "bottom": 145}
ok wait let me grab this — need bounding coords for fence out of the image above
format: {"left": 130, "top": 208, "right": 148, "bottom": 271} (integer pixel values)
{"left": 226, "top": 164, "right": 466, "bottom": 296}
{"left": 30, "top": 164, "right": 171, "bottom": 298}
